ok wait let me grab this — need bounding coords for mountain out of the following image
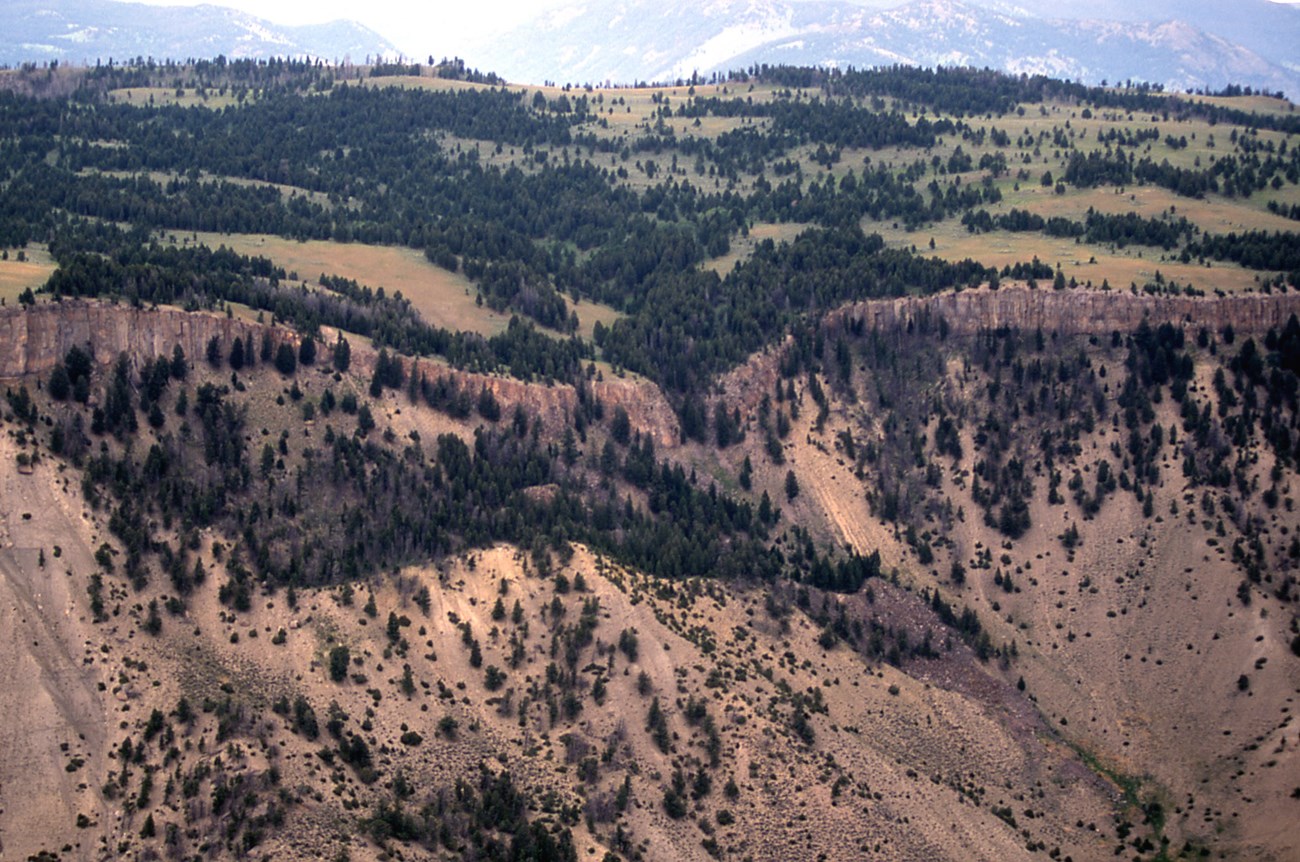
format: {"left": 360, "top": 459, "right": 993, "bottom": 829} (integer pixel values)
{"left": 985, "top": 0, "right": 1300, "bottom": 72}
{"left": 2, "top": 0, "right": 397, "bottom": 66}
{"left": 473, "top": 0, "right": 1300, "bottom": 95}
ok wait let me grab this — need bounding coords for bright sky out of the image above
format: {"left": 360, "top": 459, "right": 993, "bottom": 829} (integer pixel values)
{"left": 120, "top": 0, "right": 1300, "bottom": 59}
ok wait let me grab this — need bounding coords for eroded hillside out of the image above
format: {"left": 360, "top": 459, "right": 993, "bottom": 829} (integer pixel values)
{"left": 708, "top": 286, "right": 1300, "bottom": 861}
{"left": 2, "top": 294, "right": 1299, "bottom": 862}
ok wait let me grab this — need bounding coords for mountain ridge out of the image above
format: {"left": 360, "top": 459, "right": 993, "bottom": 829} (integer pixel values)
{"left": 3, "top": 0, "right": 397, "bottom": 66}
{"left": 473, "top": 0, "right": 1300, "bottom": 95}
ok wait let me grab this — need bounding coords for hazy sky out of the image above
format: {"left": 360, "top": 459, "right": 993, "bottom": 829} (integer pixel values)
{"left": 120, "top": 0, "right": 1300, "bottom": 58}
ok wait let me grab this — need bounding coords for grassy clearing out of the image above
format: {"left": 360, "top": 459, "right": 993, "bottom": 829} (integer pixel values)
{"left": 357, "top": 75, "right": 500, "bottom": 94}
{"left": 181, "top": 232, "right": 501, "bottom": 336}
{"left": 1169, "top": 92, "right": 1299, "bottom": 117}
{"left": 106, "top": 87, "right": 244, "bottom": 109}
{"left": 0, "top": 246, "right": 56, "bottom": 306}
{"left": 177, "top": 232, "right": 620, "bottom": 340}
{"left": 961, "top": 181, "right": 1300, "bottom": 239}
{"left": 704, "top": 222, "right": 811, "bottom": 275}
{"left": 871, "top": 214, "right": 1265, "bottom": 294}
{"left": 91, "top": 169, "right": 336, "bottom": 208}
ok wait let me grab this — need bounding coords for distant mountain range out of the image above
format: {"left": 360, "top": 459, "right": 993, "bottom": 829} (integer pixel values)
{"left": 471, "top": 0, "right": 1300, "bottom": 96}
{"left": 5, "top": 0, "right": 1299, "bottom": 99}
{"left": 3, "top": 0, "right": 396, "bottom": 66}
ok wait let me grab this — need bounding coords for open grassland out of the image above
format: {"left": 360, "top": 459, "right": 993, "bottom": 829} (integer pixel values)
{"left": 69, "top": 76, "right": 1300, "bottom": 338}
{"left": 988, "top": 183, "right": 1299, "bottom": 234}
{"left": 1169, "top": 92, "right": 1299, "bottom": 116}
{"left": 872, "top": 215, "right": 1265, "bottom": 294}
{"left": 866, "top": 180, "right": 1296, "bottom": 295}
{"left": 0, "top": 246, "right": 56, "bottom": 306}
{"left": 427, "top": 85, "right": 1299, "bottom": 286}
{"left": 178, "top": 231, "right": 620, "bottom": 340}
{"left": 106, "top": 86, "right": 246, "bottom": 109}
{"left": 182, "top": 231, "right": 504, "bottom": 336}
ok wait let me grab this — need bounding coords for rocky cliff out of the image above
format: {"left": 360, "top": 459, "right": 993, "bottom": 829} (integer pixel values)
{"left": 716, "top": 284, "right": 1300, "bottom": 416}
{"left": 830, "top": 284, "right": 1300, "bottom": 340}
{"left": 0, "top": 301, "right": 682, "bottom": 448}
{"left": 0, "top": 301, "right": 298, "bottom": 380}
{"left": 8, "top": 288, "right": 1295, "bottom": 451}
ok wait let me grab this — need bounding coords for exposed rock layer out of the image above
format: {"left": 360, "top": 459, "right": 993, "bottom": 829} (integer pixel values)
{"left": 5, "top": 289, "right": 1299, "bottom": 449}
{"left": 0, "top": 302, "right": 682, "bottom": 447}
{"left": 718, "top": 284, "right": 1300, "bottom": 414}
{"left": 831, "top": 284, "right": 1300, "bottom": 339}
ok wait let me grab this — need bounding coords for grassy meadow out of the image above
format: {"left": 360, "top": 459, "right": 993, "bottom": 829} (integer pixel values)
{"left": 0, "top": 246, "right": 56, "bottom": 306}
{"left": 175, "top": 231, "right": 621, "bottom": 341}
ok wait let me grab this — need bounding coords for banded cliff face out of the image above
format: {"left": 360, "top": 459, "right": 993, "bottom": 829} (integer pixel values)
{"left": 0, "top": 301, "right": 300, "bottom": 380}
{"left": 349, "top": 347, "right": 681, "bottom": 449}
{"left": 7, "top": 287, "right": 1298, "bottom": 450}
{"left": 0, "top": 301, "right": 682, "bottom": 448}
{"left": 715, "top": 284, "right": 1300, "bottom": 415}
{"left": 829, "top": 284, "right": 1300, "bottom": 339}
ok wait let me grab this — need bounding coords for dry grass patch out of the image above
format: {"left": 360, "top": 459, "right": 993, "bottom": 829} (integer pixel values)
{"left": 1168, "top": 92, "right": 1299, "bottom": 116}
{"left": 0, "top": 246, "right": 56, "bottom": 305}
{"left": 91, "top": 169, "right": 336, "bottom": 208}
{"left": 106, "top": 87, "right": 244, "bottom": 109}
{"left": 975, "top": 183, "right": 1300, "bottom": 236}
{"left": 178, "top": 231, "right": 621, "bottom": 340}
{"left": 182, "top": 232, "right": 503, "bottom": 336}
{"left": 705, "top": 221, "right": 811, "bottom": 275}
{"left": 872, "top": 215, "right": 1264, "bottom": 294}
{"left": 357, "top": 75, "right": 500, "bottom": 94}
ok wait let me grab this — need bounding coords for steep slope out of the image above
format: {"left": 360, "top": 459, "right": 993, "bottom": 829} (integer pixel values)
{"left": 704, "top": 285, "right": 1300, "bottom": 861}
{"left": 3, "top": 292, "right": 1299, "bottom": 859}
{"left": 0, "top": 301, "right": 1124, "bottom": 861}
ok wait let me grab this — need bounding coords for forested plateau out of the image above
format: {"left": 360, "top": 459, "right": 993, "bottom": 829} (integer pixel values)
{"left": 1, "top": 58, "right": 1299, "bottom": 862}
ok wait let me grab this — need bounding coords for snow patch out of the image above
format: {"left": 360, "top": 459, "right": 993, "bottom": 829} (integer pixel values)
{"left": 53, "top": 28, "right": 104, "bottom": 44}
{"left": 545, "top": 4, "right": 591, "bottom": 30}
{"left": 233, "top": 16, "right": 293, "bottom": 47}
{"left": 664, "top": 12, "right": 800, "bottom": 80}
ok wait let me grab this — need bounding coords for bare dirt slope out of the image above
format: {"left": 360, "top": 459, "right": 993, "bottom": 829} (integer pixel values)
{"left": 746, "top": 322, "right": 1300, "bottom": 862}
{"left": 0, "top": 348, "right": 1124, "bottom": 862}
{"left": 0, "top": 431, "right": 111, "bottom": 861}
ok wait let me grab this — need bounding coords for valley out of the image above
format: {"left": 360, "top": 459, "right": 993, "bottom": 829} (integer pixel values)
{"left": 0, "top": 58, "right": 1298, "bottom": 862}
